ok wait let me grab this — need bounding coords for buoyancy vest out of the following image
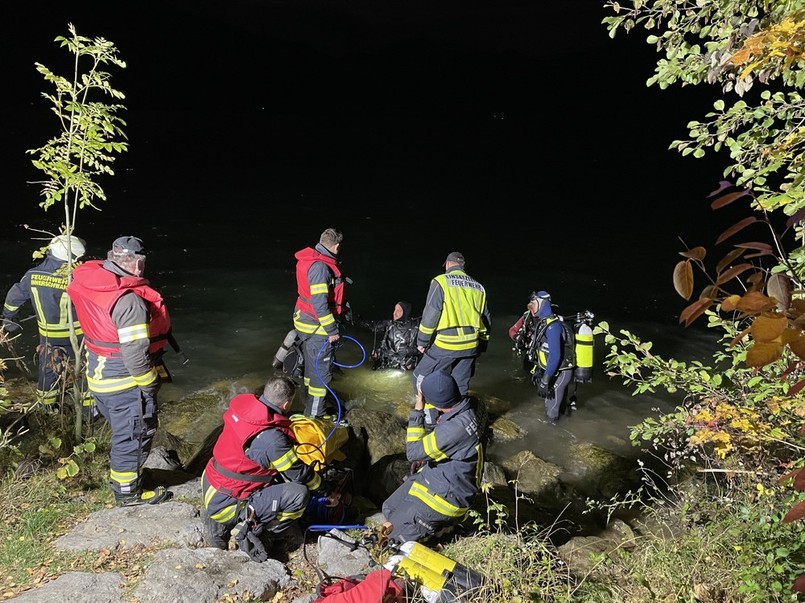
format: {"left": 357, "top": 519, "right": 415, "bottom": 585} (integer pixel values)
{"left": 532, "top": 315, "right": 575, "bottom": 372}
{"left": 205, "top": 394, "right": 296, "bottom": 499}
{"left": 512, "top": 312, "right": 538, "bottom": 362}
{"left": 432, "top": 271, "right": 487, "bottom": 352}
{"left": 294, "top": 247, "right": 347, "bottom": 320}
{"left": 377, "top": 318, "right": 421, "bottom": 369}
{"left": 67, "top": 261, "right": 171, "bottom": 357}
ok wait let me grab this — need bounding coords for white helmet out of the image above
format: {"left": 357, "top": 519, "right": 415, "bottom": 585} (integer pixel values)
{"left": 49, "top": 234, "right": 86, "bottom": 262}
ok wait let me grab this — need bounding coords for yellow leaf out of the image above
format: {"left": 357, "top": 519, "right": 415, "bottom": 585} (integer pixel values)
{"left": 746, "top": 341, "right": 783, "bottom": 367}
{"left": 786, "top": 330, "right": 805, "bottom": 360}
{"left": 750, "top": 315, "right": 787, "bottom": 342}
{"left": 722, "top": 294, "right": 742, "bottom": 311}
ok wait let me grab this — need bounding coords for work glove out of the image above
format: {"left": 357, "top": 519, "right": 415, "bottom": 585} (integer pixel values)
{"left": 236, "top": 522, "right": 269, "bottom": 563}
{"left": 535, "top": 378, "right": 555, "bottom": 400}
{"left": 0, "top": 318, "right": 20, "bottom": 334}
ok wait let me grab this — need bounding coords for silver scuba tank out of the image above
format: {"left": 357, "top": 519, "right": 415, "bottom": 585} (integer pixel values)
{"left": 272, "top": 329, "right": 299, "bottom": 369}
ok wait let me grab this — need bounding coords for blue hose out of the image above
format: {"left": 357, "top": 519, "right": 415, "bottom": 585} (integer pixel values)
{"left": 314, "top": 334, "right": 366, "bottom": 442}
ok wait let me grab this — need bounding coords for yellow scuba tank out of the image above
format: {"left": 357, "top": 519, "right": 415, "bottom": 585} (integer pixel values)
{"left": 399, "top": 541, "right": 484, "bottom": 592}
{"left": 573, "top": 310, "right": 595, "bottom": 383}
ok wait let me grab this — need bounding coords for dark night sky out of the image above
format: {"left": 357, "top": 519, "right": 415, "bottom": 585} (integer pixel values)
{"left": 4, "top": 1, "right": 726, "bottom": 250}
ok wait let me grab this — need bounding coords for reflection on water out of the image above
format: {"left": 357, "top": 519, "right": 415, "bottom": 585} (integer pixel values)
{"left": 0, "top": 201, "right": 720, "bottom": 473}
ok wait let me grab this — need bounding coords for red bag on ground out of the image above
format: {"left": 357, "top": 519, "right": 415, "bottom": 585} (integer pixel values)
{"left": 314, "top": 568, "right": 405, "bottom": 602}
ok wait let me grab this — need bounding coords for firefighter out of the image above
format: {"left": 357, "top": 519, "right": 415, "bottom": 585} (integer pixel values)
{"left": 382, "top": 371, "right": 483, "bottom": 544}
{"left": 66, "top": 236, "right": 172, "bottom": 506}
{"left": 291, "top": 228, "right": 348, "bottom": 418}
{"left": 200, "top": 374, "right": 337, "bottom": 560}
{"left": 413, "top": 251, "right": 491, "bottom": 397}
{"left": 1, "top": 234, "right": 91, "bottom": 412}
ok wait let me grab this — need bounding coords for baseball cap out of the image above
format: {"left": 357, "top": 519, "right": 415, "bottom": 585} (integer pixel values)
{"left": 444, "top": 251, "right": 465, "bottom": 266}
{"left": 112, "top": 236, "right": 146, "bottom": 255}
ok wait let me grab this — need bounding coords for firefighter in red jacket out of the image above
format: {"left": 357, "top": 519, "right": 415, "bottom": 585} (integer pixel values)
{"left": 292, "top": 228, "right": 348, "bottom": 418}
{"left": 66, "top": 236, "right": 171, "bottom": 506}
{"left": 201, "top": 374, "right": 336, "bottom": 560}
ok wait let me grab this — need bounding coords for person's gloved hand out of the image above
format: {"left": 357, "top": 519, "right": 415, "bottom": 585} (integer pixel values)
{"left": 477, "top": 338, "right": 489, "bottom": 354}
{"left": 536, "top": 378, "right": 554, "bottom": 400}
{"left": 236, "top": 522, "right": 268, "bottom": 562}
{"left": 0, "top": 318, "right": 20, "bottom": 334}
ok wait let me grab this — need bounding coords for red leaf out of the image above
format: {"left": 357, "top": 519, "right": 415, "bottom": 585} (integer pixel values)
{"left": 788, "top": 379, "right": 805, "bottom": 395}
{"left": 715, "top": 263, "right": 754, "bottom": 286}
{"left": 679, "top": 298, "right": 713, "bottom": 327}
{"left": 782, "top": 500, "right": 805, "bottom": 523}
{"left": 734, "top": 242, "right": 773, "bottom": 252}
{"left": 679, "top": 247, "right": 706, "bottom": 261}
{"left": 710, "top": 190, "right": 751, "bottom": 210}
{"left": 777, "top": 467, "right": 805, "bottom": 491}
{"left": 797, "top": 469, "right": 805, "bottom": 492}
{"left": 716, "top": 248, "right": 746, "bottom": 274}
{"left": 715, "top": 217, "right": 758, "bottom": 245}
{"left": 793, "top": 573, "right": 805, "bottom": 593}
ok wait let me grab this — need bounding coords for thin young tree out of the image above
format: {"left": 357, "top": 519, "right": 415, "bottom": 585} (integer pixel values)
{"left": 27, "top": 23, "right": 127, "bottom": 440}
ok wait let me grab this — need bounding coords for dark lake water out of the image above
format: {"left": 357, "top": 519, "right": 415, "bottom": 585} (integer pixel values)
{"left": 0, "top": 109, "right": 722, "bottom": 473}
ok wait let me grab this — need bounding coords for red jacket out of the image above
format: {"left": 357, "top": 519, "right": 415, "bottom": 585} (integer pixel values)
{"left": 67, "top": 260, "right": 171, "bottom": 357}
{"left": 294, "top": 247, "right": 347, "bottom": 320}
{"left": 204, "top": 394, "right": 296, "bottom": 500}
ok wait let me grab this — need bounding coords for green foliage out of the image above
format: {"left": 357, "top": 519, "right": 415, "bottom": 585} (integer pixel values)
{"left": 602, "top": 1, "right": 805, "bottom": 596}
{"left": 583, "top": 462, "right": 805, "bottom": 602}
{"left": 603, "top": 1, "right": 805, "bottom": 236}
{"left": 37, "top": 435, "right": 98, "bottom": 480}
{"left": 21, "top": 23, "right": 127, "bottom": 442}
{"left": 27, "top": 23, "right": 127, "bottom": 216}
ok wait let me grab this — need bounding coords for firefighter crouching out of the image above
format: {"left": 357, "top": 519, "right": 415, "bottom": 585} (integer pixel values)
{"left": 201, "top": 374, "right": 339, "bottom": 561}
{"left": 382, "top": 371, "right": 483, "bottom": 545}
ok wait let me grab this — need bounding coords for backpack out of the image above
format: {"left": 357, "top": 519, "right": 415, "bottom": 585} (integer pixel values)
{"left": 531, "top": 315, "right": 576, "bottom": 371}
{"left": 290, "top": 415, "right": 349, "bottom": 467}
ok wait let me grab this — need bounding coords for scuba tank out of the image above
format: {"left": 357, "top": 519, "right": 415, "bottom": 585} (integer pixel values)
{"left": 272, "top": 329, "right": 304, "bottom": 377}
{"left": 399, "top": 541, "right": 484, "bottom": 593}
{"left": 272, "top": 329, "right": 298, "bottom": 369}
{"left": 573, "top": 310, "right": 595, "bottom": 383}
{"left": 386, "top": 541, "right": 485, "bottom": 602}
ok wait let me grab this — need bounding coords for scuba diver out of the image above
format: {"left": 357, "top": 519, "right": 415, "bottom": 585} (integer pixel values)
{"left": 509, "top": 290, "right": 595, "bottom": 423}
{"left": 356, "top": 301, "right": 422, "bottom": 371}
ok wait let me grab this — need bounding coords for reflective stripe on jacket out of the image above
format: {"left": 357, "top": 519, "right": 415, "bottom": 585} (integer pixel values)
{"left": 420, "top": 270, "right": 488, "bottom": 352}
{"left": 293, "top": 246, "right": 346, "bottom": 336}
{"left": 405, "top": 399, "right": 482, "bottom": 516}
{"left": 204, "top": 393, "right": 295, "bottom": 500}
{"left": 2, "top": 255, "right": 82, "bottom": 341}
{"left": 67, "top": 260, "right": 171, "bottom": 357}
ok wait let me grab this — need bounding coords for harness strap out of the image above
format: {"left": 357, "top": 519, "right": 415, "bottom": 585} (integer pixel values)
{"left": 212, "top": 459, "right": 276, "bottom": 484}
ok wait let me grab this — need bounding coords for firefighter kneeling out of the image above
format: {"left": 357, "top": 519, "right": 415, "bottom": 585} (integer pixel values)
{"left": 200, "top": 374, "right": 338, "bottom": 560}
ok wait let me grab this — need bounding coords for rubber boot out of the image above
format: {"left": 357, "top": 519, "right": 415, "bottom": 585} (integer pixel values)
{"left": 115, "top": 485, "right": 171, "bottom": 506}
